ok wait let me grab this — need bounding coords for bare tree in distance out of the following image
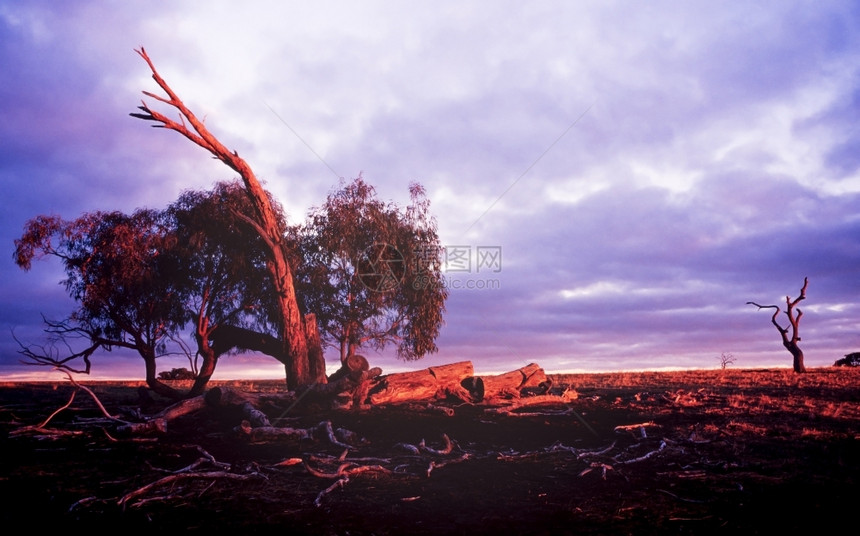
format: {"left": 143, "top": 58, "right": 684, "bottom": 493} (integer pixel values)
{"left": 747, "top": 277, "right": 808, "bottom": 373}
{"left": 130, "top": 47, "right": 324, "bottom": 390}
{"left": 716, "top": 352, "right": 736, "bottom": 370}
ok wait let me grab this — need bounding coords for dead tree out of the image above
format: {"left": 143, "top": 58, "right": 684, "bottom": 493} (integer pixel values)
{"left": 747, "top": 277, "right": 808, "bottom": 373}
{"left": 131, "top": 47, "right": 324, "bottom": 390}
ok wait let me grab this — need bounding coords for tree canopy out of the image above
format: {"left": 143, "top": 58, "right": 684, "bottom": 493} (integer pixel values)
{"left": 290, "top": 177, "right": 448, "bottom": 364}
{"left": 15, "top": 177, "right": 448, "bottom": 398}
{"left": 15, "top": 209, "right": 189, "bottom": 398}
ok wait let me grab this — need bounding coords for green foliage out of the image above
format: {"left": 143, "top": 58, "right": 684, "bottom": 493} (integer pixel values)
{"left": 290, "top": 176, "right": 448, "bottom": 362}
{"left": 12, "top": 182, "right": 285, "bottom": 389}
{"left": 14, "top": 174, "right": 447, "bottom": 388}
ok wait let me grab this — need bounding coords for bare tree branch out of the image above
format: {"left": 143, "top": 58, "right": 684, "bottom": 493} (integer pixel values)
{"left": 747, "top": 277, "right": 808, "bottom": 373}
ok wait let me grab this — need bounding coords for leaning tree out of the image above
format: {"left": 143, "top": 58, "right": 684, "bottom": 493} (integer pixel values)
{"left": 131, "top": 47, "right": 324, "bottom": 390}
{"left": 747, "top": 277, "right": 808, "bottom": 373}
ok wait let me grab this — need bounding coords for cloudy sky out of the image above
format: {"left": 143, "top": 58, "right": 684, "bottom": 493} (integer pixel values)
{"left": 2, "top": 1, "right": 859, "bottom": 380}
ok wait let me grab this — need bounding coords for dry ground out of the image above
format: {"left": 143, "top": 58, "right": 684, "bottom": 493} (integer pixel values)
{"left": 1, "top": 367, "right": 858, "bottom": 535}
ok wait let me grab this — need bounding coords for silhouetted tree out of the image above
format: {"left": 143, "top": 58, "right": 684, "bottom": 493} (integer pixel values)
{"left": 16, "top": 49, "right": 448, "bottom": 396}
{"left": 14, "top": 209, "right": 190, "bottom": 398}
{"left": 747, "top": 277, "right": 808, "bottom": 373}
{"left": 290, "top": 177, "right": 447, "bottom": 364}
{"left": 834, "top": 352, "right": 860, "bottom": 367}
{"left": 16, "top": 183, "right": 291, "bottom": 397}
{"left": 159, "top": 367, "right": 196, "bottom": 381}
{"left": 716, "top": 352, "right": 736, "bottom": 370}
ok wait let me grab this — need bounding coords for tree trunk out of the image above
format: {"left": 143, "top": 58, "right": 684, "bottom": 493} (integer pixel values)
{"left": 140, "top": 346, "right": 183, "bottom": 400}
{"left": 788, "top": 346, "right": 806, "bottom": 373}
{"left": 747, "top": 277, "right": 809, "bottom": 374}
{"left": 306, "top": 313, "right": 327, "bottom": 385}
{"left": 367, "top": 361, "right": 482, "bottom": 405}
{"left": 189, "top": 352, "right": 217, "bottom": 397}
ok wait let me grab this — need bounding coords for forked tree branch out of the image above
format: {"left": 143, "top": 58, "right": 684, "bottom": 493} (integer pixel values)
{"left": 746, "top": 277, "right": 807, "bottom": 343}
{"left": 747, "top": 277, "right": 808, "bottom": 372}
{"left": 130, "top": 47, "right": 284, "bottom": 243}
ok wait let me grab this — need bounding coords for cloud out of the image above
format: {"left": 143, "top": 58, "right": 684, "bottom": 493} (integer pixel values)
{"left": 3, "top": 1, "right": 860, "bottom": 379}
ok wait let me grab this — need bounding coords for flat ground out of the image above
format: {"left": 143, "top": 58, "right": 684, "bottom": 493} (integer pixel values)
{"left": 1, "top": 367, "right": 858, "bottom": 535}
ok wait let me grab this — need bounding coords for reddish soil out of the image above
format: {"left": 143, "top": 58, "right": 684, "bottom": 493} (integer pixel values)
{"left": 1, "top": 367, "right": 858, "bottom": 534}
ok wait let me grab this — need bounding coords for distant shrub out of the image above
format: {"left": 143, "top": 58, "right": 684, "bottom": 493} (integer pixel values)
{"left": 833, "top": 352, "right": 860, "bottom": 367}
{"left": 158, "top": 367, "right": 196, "bottom": 381}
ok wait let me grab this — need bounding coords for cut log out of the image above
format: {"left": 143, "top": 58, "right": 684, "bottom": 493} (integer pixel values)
{"left": 481, "top": 363, "right": 551, "bottom": 400}
{"left": 367, "top": 361, "right": 483, "bottom": 405}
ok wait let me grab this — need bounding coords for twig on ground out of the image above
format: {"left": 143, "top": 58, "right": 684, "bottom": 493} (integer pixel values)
{"left": 616, "top": 440, "right": 668, "bottom": 464}
{"left": 118, "top": 471, "right": 261, "bottom": 509}
{"left": 615, "top": 421, "right": 659, "bottom": 439}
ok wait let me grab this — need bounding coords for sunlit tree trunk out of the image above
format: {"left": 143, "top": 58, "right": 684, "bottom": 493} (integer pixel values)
{"left": 132, "top": 47, "right": 324, "bottom": 389}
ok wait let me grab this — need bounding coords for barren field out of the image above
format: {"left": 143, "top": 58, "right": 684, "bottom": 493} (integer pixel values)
{"left": 1, "top": 367, "right": 859, "bottom": 534}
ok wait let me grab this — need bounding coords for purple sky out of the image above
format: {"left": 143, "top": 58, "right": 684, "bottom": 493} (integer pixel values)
{"left": 2, "top": 1, "right": 860, "bottom": 380}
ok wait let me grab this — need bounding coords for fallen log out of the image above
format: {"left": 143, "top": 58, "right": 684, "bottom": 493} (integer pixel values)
{"left": 234, "top": 421, "right": 312, "bottom": 443}
{"left": 480, "top": 363, "right": 551, "bottom": 400}
{"left": 367, "top": 361, "right": 483, "bottom": 405}
{"left": 115, "top": 393, "right": 210, "bottom": 435}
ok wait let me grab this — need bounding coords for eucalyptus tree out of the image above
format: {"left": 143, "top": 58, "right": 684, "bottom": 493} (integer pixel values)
{"left": 291, "top": 177, "right": 448, "bottom": 364}
{"left": 165, "top": 180, "right": 286, "bottom": 393}
{"left": 15, "top": 182, "right": 292, "bottom": 398}
{"left": 14, "top": 209, "right": 190, "bottom": 398}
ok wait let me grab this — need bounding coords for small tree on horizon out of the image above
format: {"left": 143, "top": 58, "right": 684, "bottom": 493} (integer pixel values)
{"left": 716, "top": 352, "right": 737, "bottom": 370}
{"left": 747, "top": 277, "right": 808, "bottom": 373}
